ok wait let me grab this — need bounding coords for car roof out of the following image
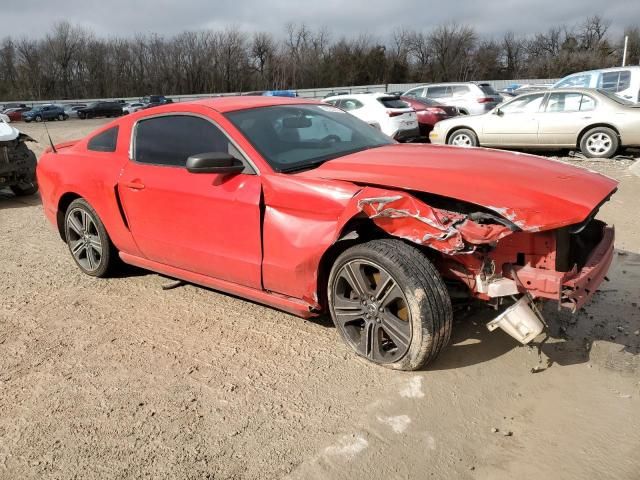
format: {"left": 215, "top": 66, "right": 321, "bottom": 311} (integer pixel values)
{"left": 564, "top": 66, "right": 640, "bottom": 75}
{"left": 323, "top": 92, "right": 393, "bottom": 101}
{"left": 190, "top": 95, "right": 320, "bottom": 112}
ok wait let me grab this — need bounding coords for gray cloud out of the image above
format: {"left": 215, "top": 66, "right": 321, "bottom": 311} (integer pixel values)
{"left": 1, "top": 0, "right": 636, "bottom": 41}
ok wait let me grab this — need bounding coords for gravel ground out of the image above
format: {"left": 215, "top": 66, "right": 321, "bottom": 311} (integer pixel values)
{"left": 1, "top": 118, "right": 639, "bottom": 479}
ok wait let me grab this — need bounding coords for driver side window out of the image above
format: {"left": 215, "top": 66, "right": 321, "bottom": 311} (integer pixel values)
{"left": 134, "top": 115, "right": 240, "bottom": 167}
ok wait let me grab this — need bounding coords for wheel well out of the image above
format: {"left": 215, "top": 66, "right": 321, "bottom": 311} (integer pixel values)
{"left": 577, "top": 124, "right": 620, "bottom": 148}
{"left": 315, "top": 218, "right": 388, "bottom": 311}
{"left": 446, "top": 126, "right": 477, "bottom": 144}
{"left": 56, "top": 192, "right": 81, "bottom": 241}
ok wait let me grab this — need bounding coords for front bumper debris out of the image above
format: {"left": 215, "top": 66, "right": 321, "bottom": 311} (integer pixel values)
{"left": 510, "top": 226, "right": 615, "bottom": 311}
{"left": 487, "top": 296, "right": 545, "bottom": 344}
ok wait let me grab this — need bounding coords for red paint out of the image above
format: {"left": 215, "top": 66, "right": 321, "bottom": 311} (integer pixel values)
{"left": 400, "top": 97, "right": 458, "bottom": 137}
{"left": 37, "top": 97, "right": 618, "bottom": 316}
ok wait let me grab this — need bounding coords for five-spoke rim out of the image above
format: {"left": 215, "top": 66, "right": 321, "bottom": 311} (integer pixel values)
{"left": 66, "top": 208, "right": 103, "bottom": 272}
{"left": 331, "top": 260, "right": 412, "bottom": 364}
{"left": 586, "top": 132, "right": 612, "bottom": 155}
{"left": 451, "top": 133, "right": 473, "bottom": 147}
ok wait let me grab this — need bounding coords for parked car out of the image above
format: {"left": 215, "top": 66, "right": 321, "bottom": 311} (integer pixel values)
{"left": 4, "top": 106, "right": 32, "bottom": 122}
{"left": 400, "top": 96, "right": 459, "bottom": 137}
{"left": 403, "top": 82, "right": 502, "bottom": 115}
{"left": 141, "top": 95, "right": 173, "bottom": 109}
{"left": 64, "top": 104, "right": 87, "bottom": 118}
{"left": 429, "top": 88, "right": 640, "bottom": 158}
{"left": 77, "top": 102, "right": 123, "bottom": 119}
{"left": 553, "top": 66, "right": 640, "bottom": 103}
{"left": 22, "top": 104, "right": 68, "bottom": 123}
{"left": 123, "top": 102, "right": 146, "bottom": 114}
{"left": 37, "top": 96, "right": 616, "bottom": 370}
{"left": 1, "top": 103, "right": 27, "bottom": 112}
{"left": 323, "top": 93, "right": 419, "bottom": 140}
{"left": 0, "top": 116, "right": 38, "bottom": 195}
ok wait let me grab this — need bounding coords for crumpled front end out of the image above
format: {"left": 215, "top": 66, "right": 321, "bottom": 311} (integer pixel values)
{"left": 354, "top": 188, "right": 615, "bottom": 315}
{"left": 0, "top": 136, "right": 37, "bottom": 190}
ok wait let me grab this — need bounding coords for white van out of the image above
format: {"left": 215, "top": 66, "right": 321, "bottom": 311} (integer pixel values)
{"left": 553, "top": 66, "right": 640, "bottom": 103}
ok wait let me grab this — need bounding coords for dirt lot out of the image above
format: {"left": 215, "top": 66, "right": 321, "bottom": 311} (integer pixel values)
{"left": 1, "top": 118, "right": 639, "bottom": 479}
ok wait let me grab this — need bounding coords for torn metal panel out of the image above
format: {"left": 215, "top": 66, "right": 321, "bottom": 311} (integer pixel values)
{"left": 357, "top": 190, "right": 512, "bottom": 254}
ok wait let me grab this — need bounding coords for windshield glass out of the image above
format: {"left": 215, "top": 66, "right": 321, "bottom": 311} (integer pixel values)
{"left": 596, "top": 89, "right": 635, "bottom": 106}
{"left": 225, "top": 104, "right": 393, "bottom": 172}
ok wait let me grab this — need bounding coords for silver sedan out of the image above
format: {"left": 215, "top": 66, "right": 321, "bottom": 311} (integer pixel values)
{"left": 429, "top": 88, "right": 640, "bottom": 158}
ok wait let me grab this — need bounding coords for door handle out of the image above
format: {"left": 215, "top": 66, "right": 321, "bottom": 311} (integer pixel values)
{"left": 123, "top": 180, "right": 145, "bottom": 190}
{"left": 581, "top": 116, "right": 592, "bottom": 120}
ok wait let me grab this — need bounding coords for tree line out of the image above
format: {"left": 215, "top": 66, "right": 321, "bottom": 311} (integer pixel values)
{"left": 0, "top": 16, "right": 638, "bottom": 101}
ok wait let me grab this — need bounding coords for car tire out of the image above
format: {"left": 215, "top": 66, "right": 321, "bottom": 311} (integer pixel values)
{"left": 447, "top": 128, "right": 479, "bottom": 147}
{"left": 64, "top": 198, "right": 117, "bottom": 278}
{"left": 327, "top": 239, "right": 452, "bottom": 371}
{"left": 35, "top": 115, "right": 43, "bottom": 122}
{"left": 580, "top": 127, "right": 619, "bottom": 159}
{"left": 10, "top": 180, "right": 38, "bottom": 196}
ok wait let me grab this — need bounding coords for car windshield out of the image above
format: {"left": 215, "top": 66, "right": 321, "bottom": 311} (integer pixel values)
{"left": 596, "top": 89, "right": 635, "bottom": 106}
{"left": 378, "top": 96, "right": 408, "bottom": 108}
{"left": 226, "top": 104, "right": 393, "bottom": 172}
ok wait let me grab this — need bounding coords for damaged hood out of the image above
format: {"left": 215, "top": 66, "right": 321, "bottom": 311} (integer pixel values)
{"left": 0, "top": 120, "right": 20, "bottom": 142}
{"left": 299, "top": 144, "right": 618, "bottom": 231}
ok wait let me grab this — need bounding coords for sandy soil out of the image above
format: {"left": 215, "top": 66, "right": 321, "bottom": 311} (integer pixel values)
{"left": 1, "top": 118, "right": 639, "bottom": 479}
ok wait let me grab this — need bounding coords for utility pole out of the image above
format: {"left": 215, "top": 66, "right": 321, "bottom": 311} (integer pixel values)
{"left": 622, "top": 35, "right": 628, "bottom": 67}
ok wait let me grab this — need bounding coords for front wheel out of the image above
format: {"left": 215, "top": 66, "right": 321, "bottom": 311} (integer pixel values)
{"left": 580, "top": 127, "right": 619, "bottom": 159}
{"left": 34, "top": 115, "right": 43, "bottom": 123}
{"left": 327, "top": 239, "right": 453, "bottom": 370}
{"left": 64, "top": 199, "right": 117, "bottom": 277}
{"left": 10, "top": 180, "right": 38, "bottom": 196}
{"left": 447, "top": 128, "right": 478, "bottom": 147}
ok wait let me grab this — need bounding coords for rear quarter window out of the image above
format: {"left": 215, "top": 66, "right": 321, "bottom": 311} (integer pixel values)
{"left": 87, "top": 126, "right": 119, "bottom": 152}
{"left": 478, "top": 84, "right": 498, "bottom": 95}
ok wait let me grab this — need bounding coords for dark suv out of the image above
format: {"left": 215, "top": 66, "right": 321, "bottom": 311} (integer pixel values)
{"left": 141, "top": 95, "right": 173, "bottom": 109}
{"left": 22, "top": 105, "right": 68, "bottom": 123}
{"left": 77, "top": 102, "right": 123, "bottom": 119}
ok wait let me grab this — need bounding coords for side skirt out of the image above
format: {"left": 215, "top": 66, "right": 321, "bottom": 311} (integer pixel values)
{"left": 119, "top": 252, "right": 317, "bottom": 318}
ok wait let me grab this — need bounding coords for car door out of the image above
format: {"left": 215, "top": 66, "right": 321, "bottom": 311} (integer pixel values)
{"left": 537, "top": 92, "right": 596, "bottom": 146}
{"left": 117, "top": 113, "right": 263, "bottom": 289}
{"left": 480, "top": 93, "right": 545, "bottom": 146}
{"left": 42, "top": 106, "right": 53, "bottom": 120}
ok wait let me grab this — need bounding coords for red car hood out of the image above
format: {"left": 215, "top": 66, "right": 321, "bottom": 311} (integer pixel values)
{"left": 298, "top": 144, "right": 618, "bottom": 231}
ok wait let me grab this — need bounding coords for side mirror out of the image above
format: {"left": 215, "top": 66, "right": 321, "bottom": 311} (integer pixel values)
{"left": 494, "top": 108, "right": 504, "bottom": 116}
{"left": 186, "top": 152, "right": 245, "bottom": 175}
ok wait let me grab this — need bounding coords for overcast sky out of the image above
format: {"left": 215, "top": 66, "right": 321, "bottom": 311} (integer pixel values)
{"left": 2, "top": 0, "right": 637, "bottom": 41}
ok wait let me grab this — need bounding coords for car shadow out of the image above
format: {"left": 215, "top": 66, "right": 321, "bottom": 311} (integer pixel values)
{"left": 0, "top": 188, "right": 42, "bottom": 210}
{"left": 428, "top": 249, "right": 640, "bottom": 372}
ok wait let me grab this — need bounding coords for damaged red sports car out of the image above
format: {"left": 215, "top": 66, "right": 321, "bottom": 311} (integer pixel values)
{"left": 37, "top": 97, "right": 617, "bottom": 370}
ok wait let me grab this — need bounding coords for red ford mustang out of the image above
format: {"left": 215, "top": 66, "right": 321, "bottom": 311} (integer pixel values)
{"left": 37, "top": 96, "right": 617, "bottom": 370}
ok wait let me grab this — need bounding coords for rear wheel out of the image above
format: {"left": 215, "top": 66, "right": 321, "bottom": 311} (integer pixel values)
{"left": 580, "top": 127, "right": 619, "bottom": 159}
{"left": 64, "top": 199, "right": 116, "bottom": 277}
{"left": 448, "top": 128, "right": 478, "bottom": 147}
{"left": 327, "top": 239, "right": 452, "bottom": 370}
